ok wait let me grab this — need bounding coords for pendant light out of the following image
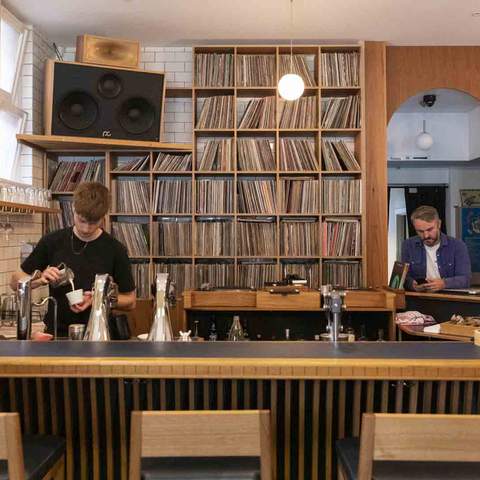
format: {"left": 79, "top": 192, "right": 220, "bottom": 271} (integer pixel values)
{"left": 278, "top": 0, "right": 304, "bottom": 101}
{"left": 416, "top": 119, "right": 434, "bottom": 150}
{"left": 415, "top": 94, "right": 436, "bottom": 150}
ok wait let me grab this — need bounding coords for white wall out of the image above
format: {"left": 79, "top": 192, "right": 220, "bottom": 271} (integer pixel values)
{"left": 468, "top": 104, "right": 480, "bottom": 159}
{"left": 387, "top": 188, "right": 406, "bottom": 275}
{"left": 388, "top": 112, "right": 469, "bottom": 161}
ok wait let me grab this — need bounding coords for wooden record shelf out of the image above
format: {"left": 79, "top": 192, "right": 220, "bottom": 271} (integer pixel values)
{"left": 0, "top": 200, "right": 60, "bottom": 214}
{"left": 16, "top": 134, "right": 192, "bottom": 152}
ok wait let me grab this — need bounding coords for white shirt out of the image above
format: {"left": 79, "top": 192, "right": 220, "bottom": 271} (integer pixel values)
{"left": 425, "top": 243, "right": 441, "bottom": 279}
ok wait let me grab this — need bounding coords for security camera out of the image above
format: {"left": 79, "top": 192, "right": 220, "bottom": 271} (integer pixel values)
{"left": 420, "top": 94, "right": 436, "bottom": 108}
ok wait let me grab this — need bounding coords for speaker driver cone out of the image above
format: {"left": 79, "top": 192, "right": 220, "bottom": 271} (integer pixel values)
{"left": 58, "top": 91, "right": 98, "bottom": 130}
{"left": 119, "top": 97, "right": 155, "bottom": 134}
{"left": 98, "top": 73, "right": 123, "bottom": 98}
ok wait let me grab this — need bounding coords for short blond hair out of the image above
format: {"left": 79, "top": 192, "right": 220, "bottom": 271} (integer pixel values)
{"left": 410, "top": 205, "right": 440, "bottom": 223}
{"left": 73, "top": 182, "right": 110, "bottom": 222}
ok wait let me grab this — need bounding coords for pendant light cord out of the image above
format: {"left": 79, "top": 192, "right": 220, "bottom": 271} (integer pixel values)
{"left": 290, "top": 0, "right": 294, "bottom": 71}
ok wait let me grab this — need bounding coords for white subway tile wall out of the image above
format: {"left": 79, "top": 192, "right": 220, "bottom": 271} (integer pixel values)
{"left": 0, "top": 41, "right": 194, "bottom": 295}
{"left": 0, "top": 27, "right": 54, "bottom": 295}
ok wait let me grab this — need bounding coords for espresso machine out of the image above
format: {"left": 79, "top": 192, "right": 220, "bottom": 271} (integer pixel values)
{"left": 16, "top": 270, "right": 58, "bottom": 340}
{"left": 147, "top": 272, "right": 173, "bottom": 341}
{"left": 321, "top": 285, "right": 347, "bottom": 344}
{"left": 84, "top": 274, "right": 118, "bottom": 341}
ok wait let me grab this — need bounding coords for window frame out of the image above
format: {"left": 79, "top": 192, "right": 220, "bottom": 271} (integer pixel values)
{"left": 0, "top": 6, "right": 28, "bottom": 183}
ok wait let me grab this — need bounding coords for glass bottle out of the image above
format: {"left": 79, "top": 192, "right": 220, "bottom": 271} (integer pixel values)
{"left": 346, "top": 326, "right": 355, "bottom": 342}
{"left": 285, "top": 328, "right": 290, "bottom": 341}
{"left": 242, "top": 320, "right": 249, "bottom": 341}
{"left": 377, "top": 328, "right": 386, "bottom": 342}
{"left": 358, "top": 324, "right": 368, "bottom": 341}
{"left": 228, "top": 315, "right": 244, "bottom": 341}
{"left": 208, "top": 320, "right": 218, "bottom": 341}
{"left": 192, "top": 320, "right": 201, "bottom": 341}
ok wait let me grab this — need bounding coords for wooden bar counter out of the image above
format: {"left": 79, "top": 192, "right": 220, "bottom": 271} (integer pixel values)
{"left": 0, "top": 341, "right": 479, "bottom": 480}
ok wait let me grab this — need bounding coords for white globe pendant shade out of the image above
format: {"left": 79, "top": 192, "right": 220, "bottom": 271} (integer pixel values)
{"left": 416, "top": 131, "right": 434, "bottom": 150}
{"left": 278, "top": 73, "right": 305, "bottom": 101}
{"left": 415, "top": 120, "right": 433, "bottom": 150}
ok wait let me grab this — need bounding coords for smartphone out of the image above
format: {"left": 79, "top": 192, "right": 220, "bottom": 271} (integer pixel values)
{"left": 416, "top": 278, "right": 428, "bottom": 285}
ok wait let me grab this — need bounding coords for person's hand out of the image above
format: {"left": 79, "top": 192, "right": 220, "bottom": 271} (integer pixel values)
{"left": 423, "top": 278, "right": 446, "bottom": 292}
{"left": 412, "top": 280, "right": 426, "bottom": 292}
{"left": 70, "top": 291, "right": 93, "bottom": 313}
{"left": 40, "top": 266, "right": 61, "bottom": 286}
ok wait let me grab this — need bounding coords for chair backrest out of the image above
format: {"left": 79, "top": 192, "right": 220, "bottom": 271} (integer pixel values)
{"left": 358, "top": 413, "right": 480, "bottom": 479}
{"left": 129, "top": 409, "right": 272, "bottom": 480}
{"left": 0, "top": 412, "right": 25, "bottom": 480}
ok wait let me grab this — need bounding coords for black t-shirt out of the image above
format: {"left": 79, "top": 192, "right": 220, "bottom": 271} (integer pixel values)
{"left": 21, "top": 227, "right": 135, "bottom": 336}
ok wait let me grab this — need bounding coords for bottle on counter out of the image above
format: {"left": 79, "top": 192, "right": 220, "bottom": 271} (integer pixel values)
{"left": 208, "top": 320, "right": 218, "bottom": 341}
{"left": 285, "top": 328, "right": 290, "bottom": 341}
{"left": 256, "top": 333, "right": 262, "bottom": 341}
{"left": 192, "top": 320, "right": 201, "bottom": 341}
{"left": 242, "top": 320, "right": 249, "bottom": 341}
{"left": 228, "top": 314, "right": 244, "bottom": 341}
{"left": 358, "top": 324, "right": 368, "bottom": 341}
{"left": 346, "top": 326, "right": 355, "bottom": 342}
{"left": 377, "top": 328, "right": 386, "bottom": 342}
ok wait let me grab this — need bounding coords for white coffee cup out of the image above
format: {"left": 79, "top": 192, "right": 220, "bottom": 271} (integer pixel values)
{"left": 66, "top": 289, "right": 84, "bottom": 306}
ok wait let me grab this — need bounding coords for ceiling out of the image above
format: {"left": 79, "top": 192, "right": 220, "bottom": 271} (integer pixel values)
{"left": 396, "top": 88, "right": 480, "bottom": 113}
{"left": 6, "top": 0, "right": 480, "bottom": 47}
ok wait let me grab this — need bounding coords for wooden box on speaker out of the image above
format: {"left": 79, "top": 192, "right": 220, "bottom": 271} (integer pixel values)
{"left": 76, "top": 34, "right": 140, "bottom": 69}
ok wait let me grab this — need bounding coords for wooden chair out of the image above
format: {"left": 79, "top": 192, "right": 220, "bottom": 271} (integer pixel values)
{"left": 337, "top": 413, "right": 480, "bottom": 480}
{"left": 129, "top": 410, "right": 272, "bottom": 480}
{"left": 0, "top": 412, "right": 65, "bottom": 479}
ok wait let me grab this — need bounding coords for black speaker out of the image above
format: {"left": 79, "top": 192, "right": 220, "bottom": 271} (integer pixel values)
{"left": 44, "top": 60, "right": 165, "bottom": 141}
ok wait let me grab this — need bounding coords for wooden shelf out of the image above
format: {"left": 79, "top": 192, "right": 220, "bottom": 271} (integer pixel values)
{"left": 42, "top": 43, "right": 365, "bottom": 295}
{"left": 17, "top": 134, "right": 192, "bottom": 152}
{"left": 0, "top": 200, "right": 60, "bottom": 214}
{"left": 165, "top": 87, "right": 193, "bottom": 98}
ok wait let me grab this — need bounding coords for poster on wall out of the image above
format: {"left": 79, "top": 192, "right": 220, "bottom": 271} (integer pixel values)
{"left": 460, "top": 207, "right": 480, "bottom": 276}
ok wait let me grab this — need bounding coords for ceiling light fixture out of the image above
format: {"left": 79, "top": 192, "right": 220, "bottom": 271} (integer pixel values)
{"left": 416, "top": 119, "right": 434, "bottom": 150}
{"left": 415, "top": 94, "right": 436, "bottom": 150}
{"left": 278, "top": 0, "right": 304, "bottom": 101}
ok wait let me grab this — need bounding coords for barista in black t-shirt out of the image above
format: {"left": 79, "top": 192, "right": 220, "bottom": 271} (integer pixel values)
{"left": 10, "top": 182, "right": 136, "bottom": 336}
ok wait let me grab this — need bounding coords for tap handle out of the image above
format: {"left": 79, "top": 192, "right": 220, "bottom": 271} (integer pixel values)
{"left": 107, "top": 277, "right": 119, "bottom": 308}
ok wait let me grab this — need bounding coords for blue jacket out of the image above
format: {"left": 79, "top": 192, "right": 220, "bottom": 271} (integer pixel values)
{"left": 401, "top": 233, "right": 471, "bottom": 290}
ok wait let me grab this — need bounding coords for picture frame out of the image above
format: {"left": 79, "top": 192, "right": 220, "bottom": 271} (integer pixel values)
{"left": 460, "top": 189, "right": 480, "bottom": 207}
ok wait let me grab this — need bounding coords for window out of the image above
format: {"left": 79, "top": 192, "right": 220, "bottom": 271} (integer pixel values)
{"left": 0, "top": 6, "right": 27, "bottom": 181}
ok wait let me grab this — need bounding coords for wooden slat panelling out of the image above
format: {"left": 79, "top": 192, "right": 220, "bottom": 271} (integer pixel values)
{"left": 1, "top": 377, "right": 479, "bottom": 480}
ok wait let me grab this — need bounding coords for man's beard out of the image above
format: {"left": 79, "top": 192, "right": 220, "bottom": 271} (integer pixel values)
{"left": 423, "top": 237, "right": 438, "bottom": 246}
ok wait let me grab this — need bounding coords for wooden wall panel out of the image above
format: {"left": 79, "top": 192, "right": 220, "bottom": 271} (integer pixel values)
{"left": 364, "top": 41, "right": 388, "bottom": 287}
{"left": 386, "top": 46, "right": 480, "bottom": 120}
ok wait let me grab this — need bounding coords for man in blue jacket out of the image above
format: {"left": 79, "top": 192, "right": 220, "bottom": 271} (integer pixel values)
{"left": 401, "top": 205, "right": 471, "bottom": 291}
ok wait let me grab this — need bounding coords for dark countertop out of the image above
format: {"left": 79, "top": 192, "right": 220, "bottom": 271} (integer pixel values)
{"left": 0, "top": 340, "right": 479, "bottom": 360}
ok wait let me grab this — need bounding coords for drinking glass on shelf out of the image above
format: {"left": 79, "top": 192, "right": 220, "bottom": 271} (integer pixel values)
{"left": 26, "top": 187, "right": 36, "bottom": 206}
{"left": 0, "top": 186, "right": 8, "bottom": 202}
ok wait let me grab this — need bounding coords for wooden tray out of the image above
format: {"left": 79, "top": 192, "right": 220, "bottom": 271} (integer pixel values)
{"left": 440, "top": 318, "right": 480, "bottom": 338}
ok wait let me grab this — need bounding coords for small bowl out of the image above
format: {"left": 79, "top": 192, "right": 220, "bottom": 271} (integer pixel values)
{"left": 137, "top": 333, "right": 148, "bottom": 341}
